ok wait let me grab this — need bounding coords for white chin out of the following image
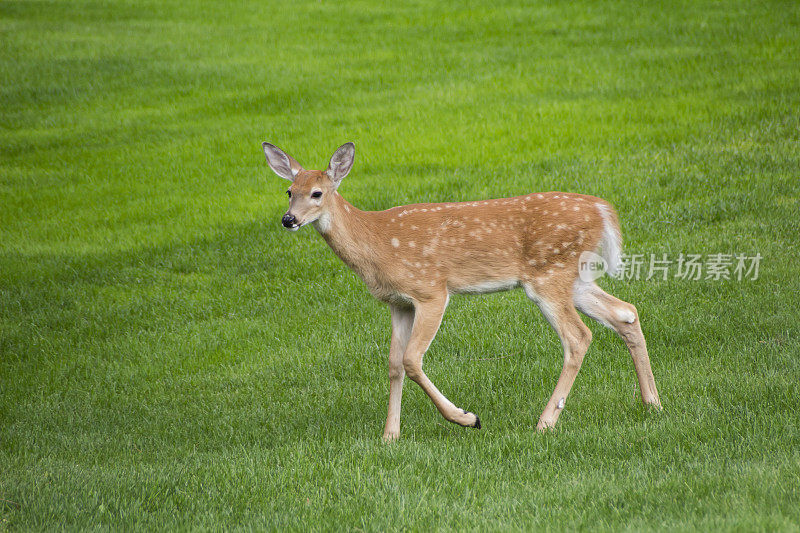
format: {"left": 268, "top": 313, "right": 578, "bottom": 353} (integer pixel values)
{"left": 285, "top": 225, "right": 300, "bottom": 232}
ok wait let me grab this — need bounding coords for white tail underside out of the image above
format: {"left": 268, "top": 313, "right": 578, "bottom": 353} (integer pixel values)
{"left": 597, "top": 204, "right": 622, "bottom": 278}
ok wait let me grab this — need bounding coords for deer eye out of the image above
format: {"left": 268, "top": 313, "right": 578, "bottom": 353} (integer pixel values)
{"left": 311, "top": 191, "right": 323, "bottom": 199}
{"left": 286, "top": 190, "right": 292, "bottom": 198}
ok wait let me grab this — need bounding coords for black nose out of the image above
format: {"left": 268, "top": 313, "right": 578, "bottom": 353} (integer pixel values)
{"left": 282, "top": 213, "right": 297, "bottom": 228}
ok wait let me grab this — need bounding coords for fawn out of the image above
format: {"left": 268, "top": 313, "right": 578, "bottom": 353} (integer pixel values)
{"left": 263, "top": 141, "right": 661, "bottom": 441}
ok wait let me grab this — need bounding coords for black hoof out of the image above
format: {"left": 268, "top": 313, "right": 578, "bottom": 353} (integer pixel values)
{"left": 458, "top": 409, "right": 481, "bottom": 429}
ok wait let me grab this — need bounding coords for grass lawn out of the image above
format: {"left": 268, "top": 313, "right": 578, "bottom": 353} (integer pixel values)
{"left": 2, "top": 0, "right": 800, "bottom": 530}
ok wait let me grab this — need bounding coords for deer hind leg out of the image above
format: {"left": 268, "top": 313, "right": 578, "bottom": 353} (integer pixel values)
{"left": 402, "top": 294, "right": 481, "bottom": 429}
{"left": 572, "top": 280, "right": 661, "bottom": 408}
{"left": 524, "top": 283, "right": 593, "bottom": 431}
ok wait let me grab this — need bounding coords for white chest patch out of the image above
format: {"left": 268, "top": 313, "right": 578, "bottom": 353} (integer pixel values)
{"left": 312, "top": 213, "right": 331, "bottom": 233}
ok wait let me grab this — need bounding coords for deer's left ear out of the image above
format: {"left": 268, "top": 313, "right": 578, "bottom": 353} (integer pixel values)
{"left": 326, "top": 142, "right": 355, "bottom": 188}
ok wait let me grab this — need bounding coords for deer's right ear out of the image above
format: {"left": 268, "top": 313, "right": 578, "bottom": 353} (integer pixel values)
{"left": 262, "top": 142, "right": 303, "bottom": 181}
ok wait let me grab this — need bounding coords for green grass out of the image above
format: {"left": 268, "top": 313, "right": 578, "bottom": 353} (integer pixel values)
{"left": 2, "top": 0, "right": 800, "bottom": 530}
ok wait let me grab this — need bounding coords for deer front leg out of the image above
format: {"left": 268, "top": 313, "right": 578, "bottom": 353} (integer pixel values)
{"left": 383, "top": 304, "right": 414, "bottom": 442}
{"left": 402, "top": 295, "right": 481, "bottom": 430}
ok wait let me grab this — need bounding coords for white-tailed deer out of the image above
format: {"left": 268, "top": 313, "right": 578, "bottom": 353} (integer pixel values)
{"left": 263, "top": 141, "right": 661, "bottom": 441}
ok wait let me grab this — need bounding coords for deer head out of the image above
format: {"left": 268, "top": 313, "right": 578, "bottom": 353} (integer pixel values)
{"left": 262, "top": 142, "right": 355, "bottom": 231}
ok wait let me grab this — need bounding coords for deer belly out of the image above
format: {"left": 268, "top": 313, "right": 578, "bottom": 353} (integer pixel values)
{"left": 449, "top": 278, "right": 520, "bottom": 295}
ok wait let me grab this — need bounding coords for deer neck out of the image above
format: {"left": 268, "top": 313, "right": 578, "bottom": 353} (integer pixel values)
{"left": 312, "top": 192, "right": 381, "bottom": 280}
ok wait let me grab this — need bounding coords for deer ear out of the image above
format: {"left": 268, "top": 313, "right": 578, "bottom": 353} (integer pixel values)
{"left": 326, "top": 142, "right": 355, "bottom": 188}
{"left": 262, "top": 142, "right": 303, "bottom": 181}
